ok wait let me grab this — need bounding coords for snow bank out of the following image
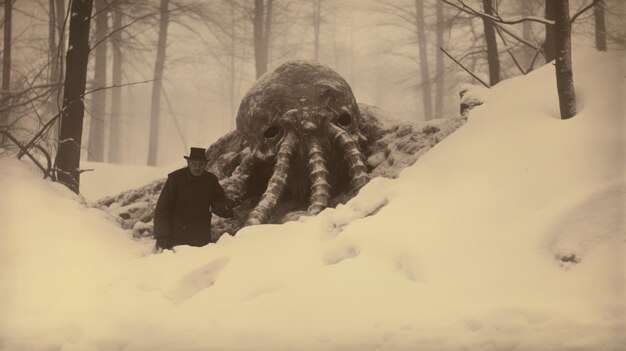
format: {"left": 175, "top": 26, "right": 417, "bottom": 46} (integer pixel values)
{"left": 1, "top": 49, "right": 625, "bottom": 351}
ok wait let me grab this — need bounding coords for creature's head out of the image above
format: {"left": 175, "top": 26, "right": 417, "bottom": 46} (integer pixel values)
{"left": 233, "top": 60, "right": 369, "bottom": 225}
{"left": 236, "top": 61, "right": 361, "bottom": 159}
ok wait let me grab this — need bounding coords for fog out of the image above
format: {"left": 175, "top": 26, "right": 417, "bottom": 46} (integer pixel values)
{"left": 5, "top": 0, "right": 625, "bottom": 165}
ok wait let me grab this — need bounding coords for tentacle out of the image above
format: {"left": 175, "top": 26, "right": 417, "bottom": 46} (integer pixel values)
{"left": 246, "top": 132, "right": 297, "bottom": 225}
{"left": 221, "top": 151, "right": 259, "bottom": 203}
{"left": 329, "top": 124, "right": 370, "bottom": 192}
{"left": 306, "top": 137, "right": 330, "bottom": 215}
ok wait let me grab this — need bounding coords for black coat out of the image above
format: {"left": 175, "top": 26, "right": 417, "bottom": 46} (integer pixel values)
{"left": 153, "top": 167, "right": 232, "bottom": 247}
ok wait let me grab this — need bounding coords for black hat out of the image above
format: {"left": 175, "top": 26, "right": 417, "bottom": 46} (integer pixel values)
{"left": 184, "top": 147, "right": 207, "bottom": 161}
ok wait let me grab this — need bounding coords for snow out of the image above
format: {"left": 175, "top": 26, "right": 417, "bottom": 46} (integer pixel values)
{"left": 1, "top": 49, "right": 625, "bottom": 350}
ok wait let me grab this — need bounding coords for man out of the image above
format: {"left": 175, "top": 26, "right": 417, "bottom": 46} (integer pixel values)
{"left": 153, "top": 147, "right": 233, "bottom": 250}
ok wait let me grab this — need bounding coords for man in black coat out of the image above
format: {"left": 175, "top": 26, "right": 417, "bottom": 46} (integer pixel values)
{"left": 153, "top": 147, "right": 233, "bottom": 250}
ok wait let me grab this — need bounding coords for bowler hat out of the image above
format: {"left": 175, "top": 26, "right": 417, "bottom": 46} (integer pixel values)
{"left": 184, "top": 147, "right": 207, "bottom": 161}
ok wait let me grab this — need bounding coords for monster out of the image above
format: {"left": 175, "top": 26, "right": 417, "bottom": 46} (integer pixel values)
{"left": 222, "top": 60, "right": 370, "bottom": 226}
{"left": 97, "top": 60, "right": 478, "bottom": 241}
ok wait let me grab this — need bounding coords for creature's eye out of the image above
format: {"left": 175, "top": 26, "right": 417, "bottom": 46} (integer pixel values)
{"left": 336, "top": 112, "right": 351, "bottom": 127}
{"left": 263, "top": 126, "right": 279, "bottom": 139}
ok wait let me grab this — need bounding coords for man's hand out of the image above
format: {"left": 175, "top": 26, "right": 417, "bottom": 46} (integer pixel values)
{"left": 213, "top": 197, "right": 236, "bottom": 218}
{"left": 155, "top": 236, "right": 172, "bottom": 250}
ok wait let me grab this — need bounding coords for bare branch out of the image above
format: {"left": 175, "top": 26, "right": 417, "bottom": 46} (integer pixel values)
{"left": 83, "top": 78, "right": 155, "bottom": 97}
{"left": 495, "top": 23, "right": 540, "bottom": 50}
{"left": 526, "top": 48, "right": 543, "bottom": 73}
{"left": 90, "top": 9, "right": 164, "bottom": 52}
{"left": 493, "top": 25, "right": 526, "bottom": 75}
{"left": 441, "top": 0, "right": 555, "bottom": 25}
{"left": 440, "top": 46, "right": 490, "bottom": 88}
{"left": 570, "top": 0, "right": 597, "bottom": 24}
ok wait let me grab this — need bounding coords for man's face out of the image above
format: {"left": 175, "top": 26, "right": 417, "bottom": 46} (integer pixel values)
{"left": 187, "top": 159, "right": 208, "bottom": 177}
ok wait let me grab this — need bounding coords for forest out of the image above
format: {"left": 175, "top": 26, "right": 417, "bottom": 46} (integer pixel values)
{"left": 0, "top": 0, "right": 624, "bottom": 193}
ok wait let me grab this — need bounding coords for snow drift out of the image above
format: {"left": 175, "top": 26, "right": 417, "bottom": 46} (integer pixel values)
{"left": 0, "top": 49, "right": 624, "bottom": 351}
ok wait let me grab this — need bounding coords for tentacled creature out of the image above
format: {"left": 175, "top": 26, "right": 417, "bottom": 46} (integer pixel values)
{"left": 222, "top": 60, "right": 370, "bottom": 225}
{"left": 96, "top": 60, "right": 474, "bottom": 240}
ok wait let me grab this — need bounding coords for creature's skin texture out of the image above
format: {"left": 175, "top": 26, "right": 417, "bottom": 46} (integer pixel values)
{"left": 96, "top": 61, "right": 477, "bottom": 241}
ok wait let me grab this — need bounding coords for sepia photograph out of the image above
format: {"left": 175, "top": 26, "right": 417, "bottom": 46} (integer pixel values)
{"left": 0, "top": 0, "right": 624, "bottom": 350}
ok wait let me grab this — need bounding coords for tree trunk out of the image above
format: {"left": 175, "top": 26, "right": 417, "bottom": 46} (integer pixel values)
{"left": 48, "top": 0, "right": 56, "bottom": 84}
{"left": 253, "top": 0, "right": 265, "bottom": 78}
{"left": 521, "top": 0, "right": 534, "bottom": 67}
{"left": 264, "top": 0, "right": 273, "bottom": 68}
{"left": 554, "top": 0, "right": 576, "bottom": 119}
{"left": 482, "top": 0, "right": 500, "bottom": 86}
{"left": 229, "top": 1, "right": 235, "bottom": 123}
{"left": 55, "top": 0, "right": 94, "bottom": 194}
{"left": 544, "top": 0, "right": 557, "bottom": 62}
{"left": 88, "top": 0, "right": 108, "bottom": 162}
{"left": 435, "top": 0, "right": 444, "bottom": 118}
{"left": 253, "top": 0, "right": 272, "bottom": 78}
{"left": 313, "top": 0, "right": 321, "bottom": 61}
{"left": 55, "top": 0, "right": 65, "bottom": 82}
{"left": 414, "top": 0, "right": 432, "bottom": 120}
{"left": 147, "top": 0, "right": 170, "bottom": 166}
{"left": 1, "top": 0, "right": 12, "bottom": 127}
{"left": 108, "top": 8, "right": 123, "bottom": 163}
{"left": 594, "top": 0, "right": 607, "bottom": 51}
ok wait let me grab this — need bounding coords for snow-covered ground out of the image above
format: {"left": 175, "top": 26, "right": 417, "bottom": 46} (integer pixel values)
{"left": 1, "top": 49, "right": 625, "bottom": 351}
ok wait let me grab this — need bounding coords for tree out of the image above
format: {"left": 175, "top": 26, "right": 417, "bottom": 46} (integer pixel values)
{"left": 312, "top": 0, "right": 322, "bottom": 61}
{"left": 594, "top": 0, "right": 607, "bottom": 50}
{"left": 54, "top": 0, "right": 65, "bottom": 85}
{"left": 434, "top": 0, "right": 445, "bottom": 118}
{"left": 147, "top": 0, "right": 170, "bottom": 166}
{"left": 481, "top": 0, "right": 500, "bottom": 85}
{"left": 554, "top": 0, "right": 576, "bottom": 119}
{"left": 108, "top": 6, "right": 124, "bottom": 163}
{"left": 55, "top": 0, "right": 94, "bottom": 193}
{"left": 414, "top": 0, "right": 432, "bottom": 120}
{"left": 1, "top": 0, "right": 12, "bottom": 128}
{"left": 544, "top": 0, "right": 556, "bottom": 62}
{"left": 253, "top": 0, "right": 273, "bottom": 78}
{"left": 88, "top": 0, "right": 109, "bottom": 162}
{"left": 441, "top": 0, "right": 577, "bottom": 119}
{"left": 48, "top": 0, "right": 56, "bottom": 84}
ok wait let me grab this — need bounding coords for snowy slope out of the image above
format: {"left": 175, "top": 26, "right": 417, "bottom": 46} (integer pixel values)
{"left": 1, "top": 49, "right": 625, "bottom": 351}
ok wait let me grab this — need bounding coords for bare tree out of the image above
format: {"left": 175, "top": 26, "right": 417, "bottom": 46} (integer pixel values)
{"left": 313, "top": 0, "right": 322, "bottom": 60}
{"left": 435, "top": 0, "right": 445, "bottom": 118}
{"left": 147, "top": 0, "right": 170, "bottom": 166}
{"left": 48, "top": 0, "right": 56, "bottom": 83}
{"left": 88, "top": 0, "right": 109, "bottom": 162}
{"left": 594, "top": 0, "right": 607, "bottom": 50}
{"left": 254, "top": 0, "right": 273, "bottom": 78}
{"left": 55, "top": 0, "right": 95, "bottom": 193}
{"left": 55, "top": 0, "right": 66, "bottom": 85}
{"left": 482, "top": 0, "right": 500, "bottom": 85}
{"left": 108, "top": 6, "right": 124, "bottom": 163}
{"left": 544, "top": 0, "right": 556, "bottom": 62}
{"left": 554, "top": 0, "right": 576, "bottom": 119}
{"left": 1, "top": 0, "right": 12, "bottom": 127}
{"left": 441, "top": 0, "right": 577, "bottom": 119}
{"left": 414, "top": 0, "right": 432, "bottom": 120}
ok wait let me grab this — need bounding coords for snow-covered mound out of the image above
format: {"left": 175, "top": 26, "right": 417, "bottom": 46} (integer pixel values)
{"left": 1, "top": 49, "right": 625, "bottom": 351}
